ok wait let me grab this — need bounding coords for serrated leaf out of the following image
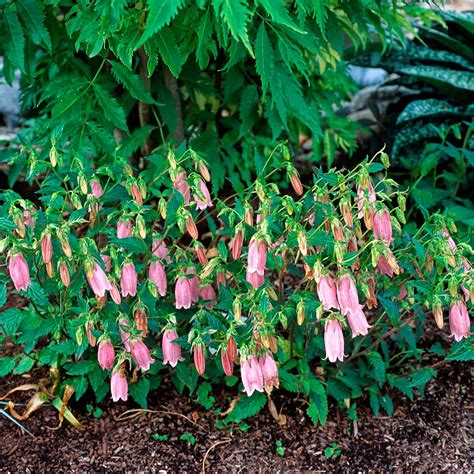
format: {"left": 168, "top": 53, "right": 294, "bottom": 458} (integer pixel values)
{"left": 216, "top": 0, "right": 253, "bottom": 55}
{"left": 4, "top": 7, "right": 25, "bottom": 70}
{"left": 13, "top": 356, "right": 35, "bottom": 375}
{"left": 110, "top": 236, "right": 148, "bottom": 254}
{"left": 110, "top": 61, "right": 154, "bottom": 104}
{"left": 139, "top": 0, "right": 185, "bottom": 47}
{"left": 17, "top": 0, "right": 52, "bottom": 51}
{"left": 156, "top": 27, "right": 184, "bottom": 77}
{"left": 196, "top": 8, "right": 216, "bottom": 69}
{"left": 0, "top": 283, "right": 7, "bottom": 308}
{"left": 26, "top": 283, "right": 50, "bottom": 307}
{"left": 93, "top": 83, "right": 128, "bottom": 131}
{"left": 255, "top": 22, "right": 274, "bottom": 97}
{"left": 225, "top": 391, "right": 267, "bottom": 422}
{"left": 239, "top": 85, "right": 258, "bottom": 137}
{"left": 258, "top": 0, "right": 307, "bottom": 34}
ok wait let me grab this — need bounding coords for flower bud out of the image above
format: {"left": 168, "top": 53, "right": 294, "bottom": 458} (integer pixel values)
{"left": 185, "top": 216, "right": 199, "bottom": 240}
{"left": 433, "top": 303, "right": 443, "bottom": 329}
{"left": 244, "top": 206, "right": 253, "bottom": 226}
{"left": 159, "top": 198, "right": 167, "bottom": 219}
{"left": 233, "top": 299, "right": 242, "bottom": 321}
{"left": 136, "top": 215, "right": 146, "bottom": 239}
{"left": 232, "top": 228, "right": 244, "bottom": 260}
{"left": 298, "top": 231, "right": 308, "bottom": 256}
{"left": 50, "top": 145, "right": 58, "bottom": 167}
{"left": 296, "top": 300, "right": 305, "bottom": 326}
{"left": 196, "top": 245, "right": 208, "bottom": 266}
{"left": 198, "top": 161, "right": 211, "bottom": 182}
{"left": 78, "top": 173, "right": 88, "bottom": 195}
{"left": 110, "top": 282, "right": 122, "bottom": 305}
{"left": 134, "top": 307, "right": 148, "bottom": 337}
{"left": 193, "top": 344, "right": 206, "bottom": 375}
{"left": 14, "top": 213, "right": 25, "bottom": 238}
{"left": 130, "top": 183, "right": 143, "bottom": 206}
{"left": 85, "top": 321, "right": 97, "bottom": 347}
{"left": 221, "top": 346, "right": 234, "bottom": 376}
{"left": 58, "top": 232, "right": 72, "bottom": 258}
{"left": 117, "top": 219, "right": 133, "bottom": 239}
{"left": 59, "top": 261, "right": 70, "bottom": 287}
{"left": 41, "top": 233, "right": 52, "bottom": 264}
{"left": 289, "top": 170, "right": 303, "bottom": 196}
{"left": 46, "top": 261, "right": 54, "bottom": 278}
{"left": 90, "top": 179, "right": 103, "bottom": 199}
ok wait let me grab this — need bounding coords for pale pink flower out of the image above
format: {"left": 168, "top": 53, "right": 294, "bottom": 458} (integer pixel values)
{"left": 449, "top": 300, "right": 470, "bottom": 342}
{"left": 194, "top": 179, "right": 213, "bottom": 210}
{"left": 111, "top": 370, "right": 128, "bottom": 402}
{"left": 199, "top": 284, "right": 216, "bottom": 308}
{"left": 98, "top": 340, "right": 115, "bottom": 370}
{"left": 373, "top": 209, "right": 393, "bottom": 245}
{"left": 90, "top": 179, "right": 103, "bottom": 198}
{"left": 23, "top": 209, "right": 35, "bottom": 229}
{"left": 117, "top": 219, "right": 133, "bottom": 239}
{"left": 259, "top": 353, "right": 279, "bottom": 391}
{"left": 324, "top": 319, "right": 344, "bottom": 363}
{"left": 174, "top": 172, "right": 190, "bottom": 205}
{"left": 120, "top": 262, "right": 137, "bottom": 297}
{"left": 130, "top": 339, "right": 155, "bottom": 371}
{"left": 246, "top": 270, "right": 264, "bottom": 289}
{"left": 87, "top": 261, "right": 112, "bottom": 297}
{"left": 152, "top": 238, "right": 171, "bottom": 262}
{"left": 317, "top": 275, "right": 339, "bottom": 311}
{"left": 175, "top": 276, "right": 192, "bottom": 309}
{"left": 149, "top": 261, "right": 167, "bottom": 297}
{"left": 162, "top": 329, "right": 184, "bottom": 367}
{"left": 336, "top": 274, "right": 360, "bottom": 316}
{"left": 347, "top": 305, "right": 370, "bottom": 337}
{"left": 357, "top": 182, "right": 376, "bottom": 219}
{"left": 377, "top": 255, "right": 394, "bottom": 278}
{"left": 247, "top": 238, "right": 266, "bottom": 276}
{"left": 8, "top": 253, "right": 32, "bottom": 291}
{"left": 240, "top": 356, "right": 264, "bottom": 396}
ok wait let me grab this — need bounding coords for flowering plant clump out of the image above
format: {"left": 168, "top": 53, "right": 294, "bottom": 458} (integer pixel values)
{"left": 0, "top": 145, "right": 472, "bottom": 424}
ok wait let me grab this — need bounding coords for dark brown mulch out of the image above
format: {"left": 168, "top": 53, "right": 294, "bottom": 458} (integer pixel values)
{"left": 0, "top": 361, "right": 471, "bottom": 473}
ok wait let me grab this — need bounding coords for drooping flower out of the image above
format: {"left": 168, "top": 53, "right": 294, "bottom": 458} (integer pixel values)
{"left": 23, "top": 209, "right": 35, "bottom": 229}
{"left": 110, "top": 370, "right": 128, "bottom": 402}
{"left": 193, "top": 344, "right": 206, "bottom": 375}
{"left": 149, "top": 261, "right": 167, "bottom": 297}
{"left": 120, "top": 261, "right": 138, "bottom": 297}
{"left": 442, "top": 228, "right": 457, "bottom": 253}
{"left": 90, "top": 179, "right": 103, "bottom": 199}
{"left": 98, "top": 340, "right": 115, "bottom": 370}
{"left": 173, "top": 172, "right": 190, "bottom": 205}
{"left": 199, "top": 284, "right": 216, "bottom": 308}
{"left": 356, "top": 180, "right": 376, "bottom": 219}
{"left": 317, "top": 274, "right": 339, "bottom": 311}
{"left": 324, "top": 319, "right": 344, "bottom": 363}
{"left": 259, "top": 353, "right": 279, "bottom": 392}
{"left": 185, "top": 216, "right": 199, "bottom": 240}
{"left": 449, "top": 300, "right": 470, "bottom": 342}
{"left": 336, "top": 274, "right": 360, "bottom": 316}
{"left": 86, "top": 261, "right": 112, "bottom": 297}
{"left": 246, "top": 270, "right": 265, "bottom": 289}
{"left": 41, "top": 233, "right": 52, "bottom": 264}
{"left": 152, "top": 238, "right": 171, "bottom": 262}
{"left": 289, "top": 170, "right": 303, "bottom": 196}
{"left": 130, "top": 183, "right": 143, "bottom": 206}
{"left": 134, "top": 307, "right": 148, "bottom": 337}
{"left": 247, "top": 238, "right": 267, "bottom": 276}
{"left": 346, "top": 306, "right": 370, "bottom": 337}
{"left": 130, "top": 339, "right": 155, "bottom": 371}
{"left": 194, "top": 179, "right": 213, "bottom": 210}
{"left": 117, "top": 219, "right": 133, "bottom": 239}
{"left": 8, "top": 253, "right": 31, "bottom": 292}
{"left": 175, "top": 276, "right": 192, "bottom": 309}
{"left": 162, "top": 329, "right": 184, "bottom": 367}
{"left": 109, "top": 282, "right": 122, "bottom": 305}
{"left": 196, "top": 246, "right": 208, "bottom": 266}
{"left": 373, "top": 209, "right": 393, "bottom": 245}
{"left": 240, "top": 356, "right": 264, "bottom": 396}
{"left": 377, "top": 255, "right": 394, "bottom": 278}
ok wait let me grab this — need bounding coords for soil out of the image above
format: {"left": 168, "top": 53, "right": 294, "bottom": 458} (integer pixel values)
{"left": 0, "top": 360, "right": 472, "bottom": 473}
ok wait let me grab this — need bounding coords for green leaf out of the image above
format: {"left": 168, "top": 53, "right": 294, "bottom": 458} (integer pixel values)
{"left": 13, "top": 356, "right": 35, "bottom": 375}
{"left": 399, "top": 66, "right": 474, "bottom": 92}
{"left": 367, "top": 351, "right": 386, "bottom": 384}
{"left": 369, "top": 392, "right": 380, "bottom": 416}
{"left": 139, "top": 0, "right": 185, "bottom": 46}
{"left": 258, "top": 0, "right": 307, "bottom": 34}
{"left": 64, "top": 360, "right": 96, "bottom": 376}
{"left": 396, "top": 99, "right": 463, "bottom": 125}
{"left": 308, "top": 378, "right": 328, "bottom": 425}
{"left": 129, "top": 378, "right": 150, "bottom": 408}
{"left": 93, "top": 84, "right": 128, "bottom": 132}
{"left": 255, "top": 22, "right": 274, "bottom": 97}
{"left": 156, "top": 27, "right": 185, "bottom": 77}
{"left": 4, "top": 6, "right": 25, "bottom": 70}
{"left": 17, "top": 0, "right": 52, "bottom": 51}
{"left": 0, "top": 356, "right": 18, "bottom": 377}
{"left": 0, "top": 283, "right": 7, "bottom": 308}
{"left": 225, "top": 391, "right": 267, "bottom": 422}
{"left": 196, "top": 382, "right": 216, "bottom": 409}
{"left": 110, "top": 61, "right": 154, "bottom": 104}
{"left": 196, "top": 8, "right": 216, "bottom": 69}
{"left": 66, "top": 376, "right": 89, "bottom": 400}
{"left": 26, "top": 283, "right": 50, "bottom": 308}
{"left": 110, "top": 236, "right": 148, "bottom": 254}
{"left": 239, "top": 85, "right": 259, "bottom": 137}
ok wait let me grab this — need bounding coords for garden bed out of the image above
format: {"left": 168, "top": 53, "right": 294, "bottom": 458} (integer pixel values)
{"left": 1, "top": 361, "right": 471, "bottom": 472}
